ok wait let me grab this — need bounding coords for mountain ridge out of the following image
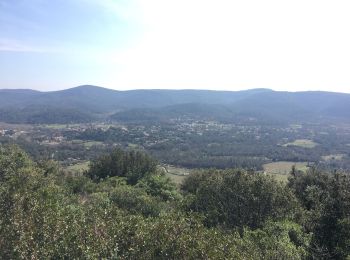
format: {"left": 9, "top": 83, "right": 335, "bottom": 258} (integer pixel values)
{"left": 0, "top": 85, "right": 349, "bottom": 124}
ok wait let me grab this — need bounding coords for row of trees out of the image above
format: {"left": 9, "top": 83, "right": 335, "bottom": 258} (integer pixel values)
{"left": 1, "top": 145, "right": 349, "bottom": 259}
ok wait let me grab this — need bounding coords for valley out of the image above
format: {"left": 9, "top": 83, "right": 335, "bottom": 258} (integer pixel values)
{"left": 1, "top": 115, "right": 349, "bottom": 183}
{"left": 3, "top": 0, "right": 350, "bottom": 257}
{"left": 1, "top": 86, "right": 350, "bottom": 258}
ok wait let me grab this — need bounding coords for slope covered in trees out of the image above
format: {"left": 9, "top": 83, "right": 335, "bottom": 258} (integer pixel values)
{"left": 1, "top": 85, "right": 350, "bottom": 124}
{"left": 0, "top": 105, "right": 93, "bottom": 124}
{"left": 1, "top": 145, "right": 350, "bottom": 259}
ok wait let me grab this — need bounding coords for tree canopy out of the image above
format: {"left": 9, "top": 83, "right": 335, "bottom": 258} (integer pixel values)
{"left": 0, "top": 144, "right": 349, "bottom": 259}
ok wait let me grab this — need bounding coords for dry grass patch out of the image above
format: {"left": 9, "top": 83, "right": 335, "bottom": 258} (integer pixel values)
{"left": 283, "top": 139, "right": 318, "bottom": 148}
{"left": 66, "top": 161, "right": 90, "bottom": 173}
{"left": 321, "top": 154, "right": 345, "bottom": 161}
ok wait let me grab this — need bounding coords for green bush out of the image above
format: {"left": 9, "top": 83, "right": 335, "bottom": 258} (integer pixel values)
{"left": 183, "top": 169, "right": 300, "bottom": 229}
{"left": 86, "top": 148, "right": 157, "bottom": 184}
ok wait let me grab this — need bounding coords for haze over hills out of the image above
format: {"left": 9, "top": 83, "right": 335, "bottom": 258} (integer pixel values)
{"left": 0, "top": 85, "right": 349, "bottom": 124}
{"left": 0, "top": 85, "right": 270, "bottom": 111}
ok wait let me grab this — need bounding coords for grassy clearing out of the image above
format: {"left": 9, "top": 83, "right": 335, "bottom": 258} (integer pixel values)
{"left": 160, "top": 165, "right": 191, "bottom": 185}
{"left": 70, "top": 140, "right": 84, "bottom": 145}
{"left": 263, "top": 161, "right": 309, "bottom": 182}
{"left": 83, "top": 141, "right": 104, "bottom": 148}
{"left": 42, "top": 124, "right": 79, "bottom": 129}
{"left": 283, "top": 139, "right": 318, "bottom": 148}
{"left": 289, "top": 124, "right": 302, "bottom": 129}
{"left": 321, "top": 154, "right": 345, "bottom": 161}
{"left": 66, "top": 161, "right": 90, "bottom": 173}
{"left": 165, "top": 173, "right": 187, "bottom": 185}
{"left": 127, "top": 143, "right": 139, "bottom": 149}
{"left": 70, "top": 140, "right": 104, "bottom": 148}
{"left": 267, "top": 173, "right": 290, "bottom": 183}
{"left": 263, "top": 161, "right": 309, "bottom": 175}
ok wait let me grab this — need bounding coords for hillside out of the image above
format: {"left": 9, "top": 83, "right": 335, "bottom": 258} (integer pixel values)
{"left": 0, "top": 85, "right": 349, "bottom": 124}
{"left": 0, "top": 85, "right": 270, "bottom": 110}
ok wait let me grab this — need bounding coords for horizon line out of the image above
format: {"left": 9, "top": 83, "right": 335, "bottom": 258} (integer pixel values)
{"left": 0, "top": 85, "right": 350, "bottom": 94}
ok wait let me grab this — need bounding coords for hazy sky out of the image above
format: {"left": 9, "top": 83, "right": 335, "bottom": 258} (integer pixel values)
{"left": 1, "top": 0, "right": 350, "bottom": 93}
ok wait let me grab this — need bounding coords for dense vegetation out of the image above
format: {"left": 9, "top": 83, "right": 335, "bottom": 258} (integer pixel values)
{"left": 0, "top": 106, "right": 93, "bottom": 124}
{"left": 87, "top": 148, "right": 157, "bottom": 184}
{"left": 70, "top": 122, "right": 350, "bottom": 170}
{"left": 1, "top": 144, "right": 349, "bottom": 259}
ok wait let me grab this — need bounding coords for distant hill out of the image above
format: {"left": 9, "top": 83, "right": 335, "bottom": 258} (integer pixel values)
{"left": 0, "top": 105, "right": 94, "bottom": 124}
{"left": 0, "top": 85, "right": 271, "bottom": 111}
{"left": 0, "top": 85, "right": 349, "bottom": 124}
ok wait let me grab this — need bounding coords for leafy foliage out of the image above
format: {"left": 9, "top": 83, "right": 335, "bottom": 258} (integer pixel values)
{"left": 182, "top": 169, "right": 300, "bottom": 229}
{"left": 86, "top": 148, "right": 157, "bottom": 184}
{"left": 1, "top": 145, "right": 349, "bottom": 259}
{"left": 288, "top": 169, "right": 350, "bottom": 258}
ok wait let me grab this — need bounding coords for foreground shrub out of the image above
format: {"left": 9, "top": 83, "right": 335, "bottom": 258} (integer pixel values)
{"left": 87, "top": 148, "right": 157, "bottom": 184}
{"left": 183, "top": 169, "right": 300, "bottom": 229}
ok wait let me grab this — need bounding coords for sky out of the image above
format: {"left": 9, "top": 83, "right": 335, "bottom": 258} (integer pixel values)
{"left": 1, "top": 0, "right": 350, "bottom": 93}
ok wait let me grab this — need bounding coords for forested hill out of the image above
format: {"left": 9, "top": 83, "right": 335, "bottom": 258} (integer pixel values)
{"left": 0, "top": 86, "right": 272, "bottom": 111}
{"left": 0, "top": 85, "right": 349, "bottom": 124}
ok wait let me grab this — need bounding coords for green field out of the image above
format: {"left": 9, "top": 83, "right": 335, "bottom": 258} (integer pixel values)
{"left": 283, "top": 139, "right": 318, "bottom": 148}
